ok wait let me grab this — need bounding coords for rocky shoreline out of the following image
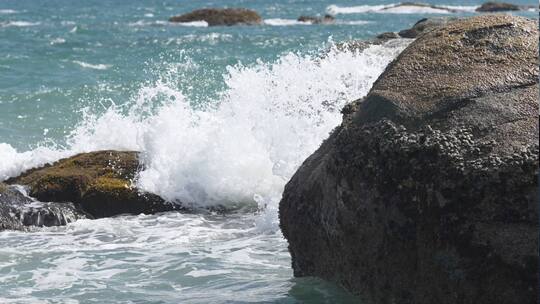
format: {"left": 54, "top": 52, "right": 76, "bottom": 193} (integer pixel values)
{"left": 167, "top": 2, "right": 536, "bottom": 26}
{"left": 280, "top": 14, "right": 538, "bottom": 304}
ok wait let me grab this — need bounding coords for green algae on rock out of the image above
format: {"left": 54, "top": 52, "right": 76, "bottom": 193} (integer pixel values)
{"left": 7, "top": 151, "right": 184, "bottom": 219}
{"left": 280, "top": 15, "right": 539, "bottom": 304}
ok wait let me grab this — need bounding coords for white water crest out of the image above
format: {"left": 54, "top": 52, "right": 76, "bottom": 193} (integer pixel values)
{"left": 327, "top": 3, "right": 478, "bottom": 15}
{"left": 0, "top": 21, "right": 40, "bottom": 28}
{"left": 175, "top": 20, "right": 209, "bottom": 27}
{"left": 264, "top": 18, "right": 310, "bottom": 26}
{"left": 73, "top": 61, "right": 112, "bottom": 70}
{"left": 0, "top": 39, "right": 410, "bottom": 229}
{"left": 0, "top": 9, "right": 18, "bottom": 14}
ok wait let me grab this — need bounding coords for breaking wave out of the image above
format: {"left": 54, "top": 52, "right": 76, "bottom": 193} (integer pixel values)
{"left": 0, "top": 39, "right": 410, "bottom": 229}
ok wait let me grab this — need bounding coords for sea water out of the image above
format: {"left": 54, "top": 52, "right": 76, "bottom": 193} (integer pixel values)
{"left": 0, "top": 0, "right": 535, "bottom": 302}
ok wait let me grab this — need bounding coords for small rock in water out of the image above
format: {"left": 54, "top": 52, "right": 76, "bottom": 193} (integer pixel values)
{"left": 169, "top": 8, "right": 262, "bottom": 26}
{"left": 297, "top": 14, "right": 335, "bottom": 24}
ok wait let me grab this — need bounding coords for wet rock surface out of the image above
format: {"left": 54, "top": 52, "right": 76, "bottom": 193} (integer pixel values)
{"left": 169, "top": 8, "right": 262, "bottom": 26}
{"left": 0, "top": 183, "right": 87, "bottom": 231}
{"left": 6, "top": 151, "right": 184, "bottom": 219}
{"left": 280, "top": 15, "right": 538, "bottom": 304}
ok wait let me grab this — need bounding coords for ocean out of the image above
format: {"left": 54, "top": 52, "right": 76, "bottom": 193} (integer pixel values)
{"left": 0, "top": 0, "right": 536, "bottom": 303}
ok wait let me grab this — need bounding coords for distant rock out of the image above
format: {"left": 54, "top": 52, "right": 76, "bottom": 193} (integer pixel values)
{"left": 169, "top": 8, "right": 262, "bottom": 26}
{"left": 398, "top": 16, "right": 457, "bottom": 38}
{"left": 297, "top": 14, "right": 335, "bottom": 24}
{"left": 281, "top": 15, "right": 538, "bottom": 304}
{"left": 476, "top": 2, "right": 520, "bottom": 12}
{"left": 7, "top": 151, "right": 184, "bottom": 219}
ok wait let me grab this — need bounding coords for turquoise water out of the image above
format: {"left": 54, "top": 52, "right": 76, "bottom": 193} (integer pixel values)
{"left": 0, "top": 1, "right": 536, "bottom": 303}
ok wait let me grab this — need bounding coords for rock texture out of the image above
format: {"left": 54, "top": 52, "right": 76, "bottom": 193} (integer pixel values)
{"left": 6, "top": 151, "right": 184, "bottom": 219}
{"left": 297, "top": 14, "right": 335, "bottom": 24}
{"left": 280, "top": 15, "right": 538, "bottom": 304}
{"left": 169, "top": 8, "right": 262, "bottom": 26}
{"left": 476, "top": 2, "right": 520, "bottom": 12}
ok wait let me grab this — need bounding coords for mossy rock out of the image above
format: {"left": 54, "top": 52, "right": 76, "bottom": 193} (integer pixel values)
{"left": 7, "top": 151, "right": 184, "bottom": 218}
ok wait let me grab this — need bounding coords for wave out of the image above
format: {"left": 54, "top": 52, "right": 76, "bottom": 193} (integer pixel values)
{"left": 173, "top": 20, "right": 209, "bottom": 27}
{"left": 73, "top": 61, "right": 112, "bottom": 70}
{"left": 327, "top": 3, "right": 478, "bottom": 15}
{"left": 264, "top": 18, "right": 310, "bottom": 26}
{"left": 0, "top": 9, "right": 17, "bottom": 14}
{"left": 0, "top": 21, "right": 40, "bottom": 28}
{"left": 0, "top": 39, "right": 410, "bottom": 228}
{"left": 130, "top": 20, "right": 208, "bottom": 27}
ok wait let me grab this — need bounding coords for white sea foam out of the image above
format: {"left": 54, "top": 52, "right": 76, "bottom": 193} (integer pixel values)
{"left": 327, "top": 4, "right": 396, "bottom": 14}
{"left": 264, "top": 18, "right": 310, "bottom": 26}
{"left": 50, "top": 37, "right": 66, "bottom": 45}
{"left": 174, "top": 20, "right": 209, "bottom": 27}
{"left": 0, "top": 21, "right": 40, "bottom": 28}
{"left": 327, "top": 3, "right": 479, "bottom": 15}
{"left": 0, "top": 9, "right": 17, "bottom": 14}
{"left": 73, "top": 61, "right": 112, "bottom": 70}
{"left": 0, "top": 39, "right": 410, "bottom": 229}
{"left": 337, "top": 20, "right": 371, "bottom": 25}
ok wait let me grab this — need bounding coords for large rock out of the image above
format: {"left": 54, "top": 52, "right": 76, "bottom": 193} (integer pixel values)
{"left": 169, "top": 8, "right": 262, "bottom": 26}
{"left": 7, "top": 151, "right": 184, "bottom": 218}
{"left": 280, "top": 15, "right": 538, "bottom": 304}
{"left": 476, "top": 2, "right": 520, "bottom": 12}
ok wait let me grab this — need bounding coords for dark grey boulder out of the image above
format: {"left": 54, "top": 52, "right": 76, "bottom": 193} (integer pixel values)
{"left": 476, "top": 2, "right": 521, "bottom": 12}
{"left": 169, "top": 8, "right": 262, "bottom": 26}
{"left": 280, "top": 15, "right": 538, "bottom": 304}
{"left": 297, "top": 14, "right": 335, "bottom": 24}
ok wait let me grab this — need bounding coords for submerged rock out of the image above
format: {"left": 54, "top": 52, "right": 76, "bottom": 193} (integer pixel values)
{"left": 169, "top": 8, "right": 262, "bottom": 26}
{"left": 476, "top": 2, "right": 520, "bottom": 12}
{"left": 398, "top": 17, "right": 457, "bottom": 38}
{"left": 280, "top": 15, "right": 538, "bottom": 304}
{"left": 297, "top": 14, "right": 335, "bottom": 24}
{"left": 0, "top": 183, "right": 86, "bottom": 231}
{"left": 7, "top": 151, "right": 184, "bottom": 219}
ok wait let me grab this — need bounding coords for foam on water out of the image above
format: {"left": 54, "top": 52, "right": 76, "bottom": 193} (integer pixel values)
{"left": 264, "top": 18, "right": 310, "bottom": 26}
{"left": 0, "top": 40, "right": 410, "bottom": 230}
{"left": 327, "top": 3, "right": 479, "bottom": 15}
{"left": 0, "top": 9, "right": 18, "bottom": 14}
{"left": 0, "top": 21, "right": 40, "bottom": 28}
{"left": 73, "top": 61, "right": 113, "bottom": 70}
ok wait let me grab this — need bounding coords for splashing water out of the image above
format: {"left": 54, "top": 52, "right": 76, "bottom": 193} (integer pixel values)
{"left": 0, "top": 40, "right": 409, "bottom": 303}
